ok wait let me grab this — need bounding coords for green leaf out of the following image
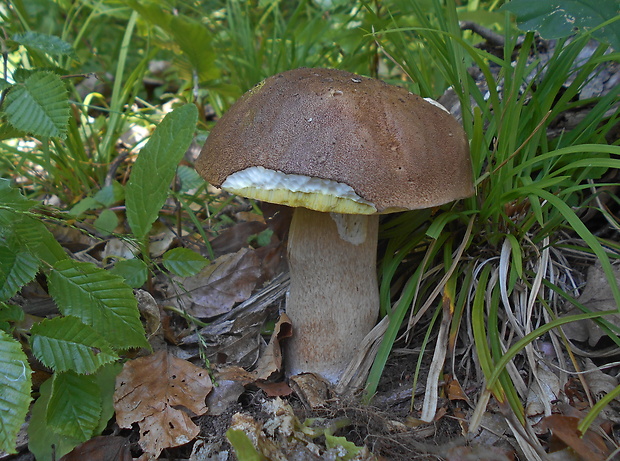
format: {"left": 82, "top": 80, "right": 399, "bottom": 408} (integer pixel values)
{"left": 109, "top": 259, "right": 148, "bottom": 288}
{"left": 226, "top": 429, "right": 266, "bottom": 461}
{"left": 48, "top": 260, "right": 148, "bottom": 349}
{"left": 126, "top": 2, "right": 218, "bottom": 81}
{"left": 177, "top": 165, "right": 205, "bottom": 193}
{"left": 169, "top": 15, "right": 219, "bottom": 81}
{"left": 0, "top": 303, "right": 24, "bottom": 323}
{"left": 93, "top": 182, "right": 125, "bottom": 207}
{"left": 2, "top": 71, "right": 70, "bottom": 138}
{"left": 0, "top": 178, "right": 37, "bottom": 212}
{"left": 93, "top": 362, "right": 123, "bottom": 434}
{"left": 162, "top": 247, "right": 209, "bottom": 277}
{"left": 501, "top": 0, "right": 620, "bottom": 49}
{"left": 12, "top": 32, "right": 76, "bottom": 58}
{"left": 93, "top": 208, "right": 119, "bottom": 235}
{"left": 28, "top": 378, "right": 82, "bottom": 461}
{"left": 0, "top": 330, "right": 32, "bottom": 454}
{"left": 30, "top": 317, "right": 118, "bottom": 374}
{"left": 7, "top": 215, "right": 67, "bottom": 266}
{"left": 325, "top": 434, "right": 364, "bottom": 460}
{"left": 68, "top": 196, "right": 100, "bottom": 217}
{"left": 0, "top": 79, "right": 12, "bottom": 92}
{"left": 47, "top": 371, "right": 101, "bottom": 440}
{"left": 0, "top": 244, "right": 40, "bottom": 301}
{"left": 0, "top": 122, "right": 26, "bottom": 141}
{"left": 125, "top": 104, "right": 198, "bottom": 240}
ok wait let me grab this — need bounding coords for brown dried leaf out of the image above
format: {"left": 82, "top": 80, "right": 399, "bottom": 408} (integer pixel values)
{"left": 170, "top": 247, "right": 261, "bottom": 318}
{"left": 114, "top": 350, "right": 212, "bottom": 460}
{"left": 541, "top": 414, "right": 609, "bottom": 461}
{"left": 583, "top": 358, "right": 619, "bottom": 399}
{"left": 210, "top": 221, "right": 266, "bottom": 256}
{"left": 206, "top": 379, "right": 246, "bottom": 416}
{"left": 253, "top": 314, "right": 291, "bottom": 380}
{"left": 59, "top": 436, "right": 131, "bottom": 461}
{"left": 526, "top": 363, "right": 560, "bottom": 418}
{"left": 562, "top": 263, "right": 620, "bottom": 346}
{"left": 445, "top": 376, "right": 470, "bottom": 403}
{"left": 256, "top": 381, "right": 294, "bottom": 397}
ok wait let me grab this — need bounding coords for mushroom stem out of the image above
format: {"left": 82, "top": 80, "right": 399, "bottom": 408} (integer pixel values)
{"left": 285, "top": 207, "right": 380, "bottom": 384}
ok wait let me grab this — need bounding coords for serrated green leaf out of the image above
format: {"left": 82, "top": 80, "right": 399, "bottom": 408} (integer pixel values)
{"left": 48, "top": 259, "right": 148, "bottom": 349}
{"left": 30, "top": 317, "right": 118, "bottom": 373}
{"left": 163, "top": 247, "right": 209, "bottom": 277}
{"left": 3, "top": 71, "right": 70, "bottom": 138}
{"left": 125, "top": 104, "right": 198, "bottom": 240}
{"left": 0, "top": 330, "right": 32, "bottom": 454}
{"left": 110, "top": 259, "right": 148, "bottom": 288}
{"left": 0, "top": 178, "right": 37, "bottom": 212}
{"left": 0, "top": 302, "right": 24, "bottom": 323}
{"left": 6, "top": 215, "right": 67, "bottom": 266}
{"left": 47, "top": 371, "right": 101, "bottom": 440}
{"left": 501, "top": 0, "right": 620, "bottom": 49}
{"left": 0, "top": 244, "right": 39, "bottom": 301}
{"left": 28, "top": 378, "right": 82, "bottom": 461}
{"left": 94, "top": 208, "right": 119, "bottom": 235}
{"left": 12, "top": 32, "right": 76, "bottom": 58}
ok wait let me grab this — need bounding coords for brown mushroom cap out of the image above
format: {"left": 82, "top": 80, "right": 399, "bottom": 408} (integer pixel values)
{"left": 196, "top": 67, "right": 474, "bottom": 213}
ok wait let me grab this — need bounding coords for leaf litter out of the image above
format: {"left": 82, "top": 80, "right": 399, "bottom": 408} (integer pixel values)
{"left": 113, "top": 350, "right": 213, "bottom": 460}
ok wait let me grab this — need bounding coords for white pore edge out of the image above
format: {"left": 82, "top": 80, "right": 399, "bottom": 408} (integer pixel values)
{"left": 221, "top": 166, "right": 377, "bottom": 213}
{"left": 423, "top": 97, "right": 450, "bottom": 114}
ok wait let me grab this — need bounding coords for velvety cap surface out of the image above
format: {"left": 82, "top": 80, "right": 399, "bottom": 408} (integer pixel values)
{"left": 196, "top": 67, "right": 474, "bottom": 213}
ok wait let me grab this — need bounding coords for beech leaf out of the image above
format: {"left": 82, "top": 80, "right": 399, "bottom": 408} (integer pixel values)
{"left": 114, "top": 350, "right": 212, "bottom": 459}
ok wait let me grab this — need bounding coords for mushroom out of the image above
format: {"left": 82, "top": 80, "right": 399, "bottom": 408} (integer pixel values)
{"left": 196, "top": 68, "right": 474, "bottom": 385}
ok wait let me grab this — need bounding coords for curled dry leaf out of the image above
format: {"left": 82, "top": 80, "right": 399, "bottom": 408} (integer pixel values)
{"left": 167, "top": 247, "right": 261, "bottom": 318}
{"left": 113, "top": 350, "right": 212, "bottom": 460}
{"left": 253, "top": 313, "right": 291, "bottom": 381}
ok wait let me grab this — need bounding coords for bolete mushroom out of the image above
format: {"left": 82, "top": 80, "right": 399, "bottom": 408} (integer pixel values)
{"left": 196, "top": 68, "right": 473, "bottom": 385}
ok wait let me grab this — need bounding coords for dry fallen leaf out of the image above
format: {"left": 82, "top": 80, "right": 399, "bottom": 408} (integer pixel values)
{"left": 168, "top": 247, "right": 262, "bottom": 318}
{"left": 255, "top": 381, "right": 293, "bottom": 397}
{"left": 541, "top": 414, "right": 609, "bottom": 461}
{"left": 59, "top": 436, "right": 132, "bottom": 461}
{"left": 114, "top": 350, "right": 212, "bottom": 460}
{"left": 561, "top": 263, "right": 620, "bottom": 346}
{"left": 253, "top": 313, "right": 291, "bottom": 380}
{"left": 445, "top": 375, "right": 470, "bottom": 404}
{"left": 210, "top": 221, "right": 266, "bottom": 256}
{"left": 526, "top": 363, "right": 560, "bottom": 418}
